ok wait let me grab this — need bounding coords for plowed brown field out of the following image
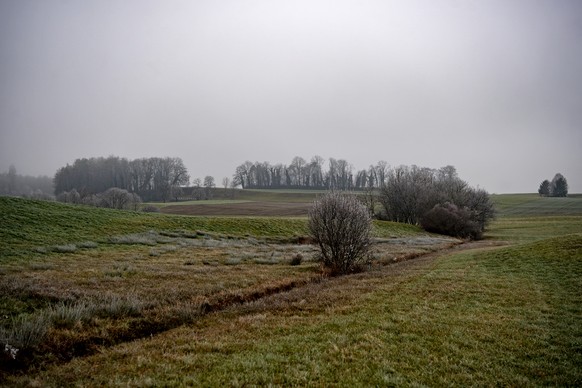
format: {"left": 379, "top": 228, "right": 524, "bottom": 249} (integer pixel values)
{"left": 161, "top": 201, "right": 311, "bottom": 217}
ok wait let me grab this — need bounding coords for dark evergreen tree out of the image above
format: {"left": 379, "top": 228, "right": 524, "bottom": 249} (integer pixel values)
{"left": 550, "top": 173, "right": 568, "bottom": 197}
{"left": 538, "top": 180, "right": 550, "bottom": 196}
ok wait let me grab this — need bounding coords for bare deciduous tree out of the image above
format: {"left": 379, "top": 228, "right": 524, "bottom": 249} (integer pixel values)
{"left": 54, "top": 156, "right": 189, "bottom": 202}
{"left": 203, "top": 175, "right": 215, "bottom": 200}
{"left": 379, "top": 165, "right": 435, "bottom": 224}
{"left": 8, "top": 165, "right": 16, "bottom": 194}
{"left": 308, "top": 192, "right": 372, "bottom": 274}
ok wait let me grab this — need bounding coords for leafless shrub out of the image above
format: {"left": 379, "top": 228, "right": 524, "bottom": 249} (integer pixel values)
{"left": 308, "top": 191, "right": 372, "bottom": 274}
{"left": 142, "top": 204, "right": 160, "bottom": 213}
{"left": 420, "top": 202, "right": 482, "bottom": 239}
{"left": 29, "top": 189, "right": 55, "bottom": 201}
{"left": 99, "top": 187, "right": 142, "bottom": 210}
{"left": 379, "top": 165, "right": 494, "bottom": 239}
{"left": 56, "top": 189, "right": 81, "bottom": 204}
{"left": 81, "top": 194, "right": 100, "bottom": 207}
{"left": 290, "top": 253, "right": 303, "bottom": 266}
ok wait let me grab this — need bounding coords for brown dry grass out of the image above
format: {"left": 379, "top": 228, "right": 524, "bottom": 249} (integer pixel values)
{"left": 10, "top": 240, "right": 498, "bottom": 386}
{"left": 161, "top": 201, "right": 312, "bottom": 216}
{"left": 1, "top": 235, "right": 453, "bottom": 378}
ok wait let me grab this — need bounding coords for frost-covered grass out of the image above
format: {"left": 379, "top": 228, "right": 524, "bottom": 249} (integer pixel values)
{"left": 11, "top": 231, "right": 581, "bottom": 386}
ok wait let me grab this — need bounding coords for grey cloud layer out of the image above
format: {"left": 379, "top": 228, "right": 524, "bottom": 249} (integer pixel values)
{"left": 1, "top": 0, "right": 581, "bottom": 192}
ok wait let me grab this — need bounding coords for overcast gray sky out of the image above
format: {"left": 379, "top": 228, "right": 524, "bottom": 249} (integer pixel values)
{"left": 1, "top": 0, "right": 581, "bottom": 193}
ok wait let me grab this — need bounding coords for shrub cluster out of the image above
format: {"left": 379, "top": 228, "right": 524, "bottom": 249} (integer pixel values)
{"left": 57, "top": 187, "right": 142, "bottom": 210}
{"left": 420, "top": 202, "right": 482, "bottom": 239}
{"left": 141, "top": 205, "right": 161, "bottom": 213}
{"left": 379, "top": 165, "right": 494, "bottom": 239}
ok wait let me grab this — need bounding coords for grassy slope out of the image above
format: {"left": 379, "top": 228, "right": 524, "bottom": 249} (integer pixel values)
{"left": 490, "top": 193, "right": 582, "bottom": 242}
{"left": 0, "top": 196, "right": 421, "bottom": 260}
{"left": 492, "top": 193, "right": 582, "bottom": 216}
{"left": 3, "top": 194, "right": 582, "bottom": 385}
{"left": 20, "top": 222, "right": 582, "bottom": 386}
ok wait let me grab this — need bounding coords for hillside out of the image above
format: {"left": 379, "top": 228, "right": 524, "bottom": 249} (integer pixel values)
{"left": 492, "top": 193, "right": 582, "bottom": 216}
{"left": 0, "top": 196, "right": 422, "bottom": 260}
{"left": 1, "top": 195, "right": 581, "bottom": 385}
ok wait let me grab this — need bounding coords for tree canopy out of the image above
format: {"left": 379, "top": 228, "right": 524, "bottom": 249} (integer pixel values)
{"left": 233, "top": 157, "right": 388, "bottom": 190}
{"left": 54, "top": 156, "right": 190, "bottom": 202}
{"left": 538, "top": 173, "right": 568, "bottom": 197}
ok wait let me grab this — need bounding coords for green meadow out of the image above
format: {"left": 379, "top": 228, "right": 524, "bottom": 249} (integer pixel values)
{"left": 1, "top": 193, "right": 581, "bottom": 386}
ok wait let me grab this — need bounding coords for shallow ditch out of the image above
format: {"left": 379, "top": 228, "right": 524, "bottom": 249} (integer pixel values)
{"left": 1, "top": 235, "right": 463, "bottom": 378}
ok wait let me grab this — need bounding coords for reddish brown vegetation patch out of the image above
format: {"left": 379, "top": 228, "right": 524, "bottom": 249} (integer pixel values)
{"left": 161, "top": 201, "right": 312, "bottom": 217}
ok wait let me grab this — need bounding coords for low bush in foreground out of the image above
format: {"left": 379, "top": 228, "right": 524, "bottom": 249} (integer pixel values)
{"left": 308, "top": 192, "right": 372, "bottom": 274}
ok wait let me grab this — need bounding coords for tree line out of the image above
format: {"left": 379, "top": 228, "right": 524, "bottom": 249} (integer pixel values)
{"left": 54, "top": 156, "right": 190, "bottom": 202}
{"left": 233, "top": 157, "right": 389, "bottom": 190}
{"left": 234, "top": 159, "right": 495, "bottom": 239}
{"left": 0, "top": 165, "right": 53, "bottom": 199}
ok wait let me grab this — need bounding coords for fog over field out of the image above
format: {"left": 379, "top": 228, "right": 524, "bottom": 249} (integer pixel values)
{"left": 1, "top": 0, "right": 581, "bottom": 193}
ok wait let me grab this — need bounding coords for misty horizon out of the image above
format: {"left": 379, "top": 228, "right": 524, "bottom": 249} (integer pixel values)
{"left": 1, "top": 0, "right": 581, "bottom": 193}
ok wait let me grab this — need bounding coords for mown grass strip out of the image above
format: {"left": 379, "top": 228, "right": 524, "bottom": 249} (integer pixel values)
{"left": 487, "top": 215, "right": 582, "bottom": 243}
{"left": 492, "top": 194, "right": 582, "bottom": 217}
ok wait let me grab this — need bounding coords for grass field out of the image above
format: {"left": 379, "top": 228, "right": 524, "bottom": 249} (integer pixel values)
{"left": 156, "top": 188, "right": 321, "bottom": 216}
{"left": 492, "top": 193, "right": 582, "bottom": 216}
{"left": 1, "top": 193, "right": 581, "bottom": 386}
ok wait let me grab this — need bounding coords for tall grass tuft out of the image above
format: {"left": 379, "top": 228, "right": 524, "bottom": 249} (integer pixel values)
{"left": 52, "top": 244, "right": 78, "bottom": 253}
{"left": 96, "top": 295, "right": 144, "bottom": 318}
{"left": 0, "top": 313, "right": 50, "bottom": 349}
{"left": 77, "top": 241, "right": 99, "bottom": 249}
{"left": 109, "top": 233, "right": 158, "bottom": 246}
{"left": 48, "top": 302, "right": 93, "bottom": 329}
